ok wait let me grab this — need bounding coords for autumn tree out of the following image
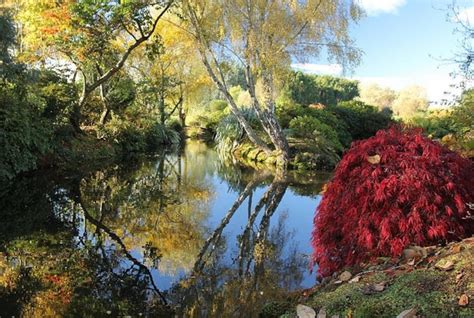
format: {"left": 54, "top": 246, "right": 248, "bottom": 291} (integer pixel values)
{"left": 182, "top": 0, "right": 362, "bottom": 169}
{"left": 359, "top": 83, "right": 397, "bottom": 111}
{"left": 392, "top": 85, "right": 429, "bottom": 118}
{"left": 128, "top": 16, "right": 209, "bottom": 127}
{"left": 15, "top": 0, "right": 174, "bottom": 131}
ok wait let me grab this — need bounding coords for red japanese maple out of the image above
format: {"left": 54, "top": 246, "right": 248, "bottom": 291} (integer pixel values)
{"left": 312, "top": 127, "right": 474, "bottom": 277}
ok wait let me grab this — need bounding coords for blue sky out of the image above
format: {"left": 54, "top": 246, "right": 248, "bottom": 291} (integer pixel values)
{"left": 292, "top": 0, "right": 474, "bottom": 103}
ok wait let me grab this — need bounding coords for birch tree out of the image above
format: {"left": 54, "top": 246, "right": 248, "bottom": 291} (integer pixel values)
{"left": 182, "top": 0, "right": 362, "bottom": 168}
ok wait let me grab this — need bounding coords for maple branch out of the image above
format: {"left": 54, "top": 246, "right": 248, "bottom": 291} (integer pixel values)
{"left": 79, "top": 0, "right": 174, "bottom": 106}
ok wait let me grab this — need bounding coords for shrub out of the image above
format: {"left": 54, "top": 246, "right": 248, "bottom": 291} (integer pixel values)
{"left": 0, "top": 85, "right": 52, "bottom": 180}
{"left": 281, "top": 71, "right": 359, "bottom": 106}
{"left": 330, "top": 101, "right": 392, "bottom": 141}
{"left": 167, "top": 118, "right": 184, "bottom": 133}
{"left": 309, "top": 109, "right": 352, "bottom": 148}
{"left": 215, "top": 109, "right": 260, "bottom": 156}
{"left": 408, "top": 111, "right": 455, "bottom": 139}
{"left": 209, "top": 99, "right": 227, "bottom": 112}
{"left": 103, "top": 117, "right": 180, "bottom": 154}
{"left": 144, "top": 124, "right": 180, "bottom": 149}
{"left": 276, "top": 98, "right": 352, "bottom": 148}
{"left": 312, "top": 127, "right": 474, "bottom": 277}
{"left": 289, "top": 116, "right": 343, "bottom": 153}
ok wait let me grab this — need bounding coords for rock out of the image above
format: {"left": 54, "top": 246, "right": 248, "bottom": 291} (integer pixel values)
{"left": 361, "top": 282, "right": 386, "bottom": 295}
{"left": 339, "top": 271, "right": 352, "bottom": 282}
{"left": 402, "top": 246, "right": 427, "bottom": 262}
{"left": 296, "top": 304, "right": 316, "bottom": 318}
{"left": 396, "top": 308, "right": 417, "bottom": 318}
{"left": 435, "top": 260, "right": 454, "bottom": 271}
{"left": 316, "top": 307, "right": 327, "bottom": 318}
{"left": 373, "top": 282, "right": 386, "bottom": 292}
{"left": 458, "top": 294, "right": 469, "bottom": 307}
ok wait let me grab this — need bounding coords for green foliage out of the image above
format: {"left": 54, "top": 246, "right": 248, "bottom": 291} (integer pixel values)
{"left": 305, "top": 270, "right": 467, "bottom": 318}
{"left": 408, "top": 111, "right": 456, "bottom": 139}
{"left": 289, "top": 116, "right": 343, "bottom": 153}
{"left": 145, "top": 123, "right": 180, "bottom": 149}
{"left": 275, "top": 96, "right": 304, "bottom": 128}
{"left": 452, "top": 89, "right": 474, "bottom": 137}
{"left": 188, "top": 99, "right": 229, "bottom": 134}
{"left": 282, "top": 71, "right": 359, "bottom": 107}
{"left": 167, "top": 118, "right": 184, "bottom": 133}
{"left": 307, "top": 109, "right": 352, "bottom": 148}
{"left": 101, "top": 116, "right": 180, "bottom": 155}
{"left": 330, "top": 100, "right": 393, "bottom": 141}
{"left": 407, "top": 89, "right": 473, "bottom": 156}
{"left": 0, "top": 15, "right": 65, "bottom": 180}
{"left": 0, "top": 85, "right": 52, "bottom": 180}
{"left": 27, "top": 70, "right": 77, "bottom": 132}
{"left": 209, "top": 99, "right": 227, "bottom": 112}
{"left": 215, "top": 109, "right": 259, "bottom": 157}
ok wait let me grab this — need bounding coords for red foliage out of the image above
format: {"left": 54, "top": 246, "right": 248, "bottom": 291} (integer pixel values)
{"left": 311, "top": 127, "right": 474, "bottom": 277}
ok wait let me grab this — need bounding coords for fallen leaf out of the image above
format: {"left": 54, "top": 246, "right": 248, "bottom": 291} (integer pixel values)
{"left": 396, "top": 308, "right": 417, "bottom": 318}
{"left": 339, "top": 271, "right": 352, "bottom": 282}
{"left": 458, "top": 294, "right": 469, "bottom": 307}
{"left": 451, "top": 245, "right": 463, "bottom": 253}
{"left": 349, "top": 276, "right": 360, "bottom": 283}
{"left": 407, "top": 259, "right": 415, "bottom": 266}
{"left": 296, "top": 304, "right": 316, "bottom": 318}
{"left": 367, "top": 154, "right": 381, "bottom": 164}
{"left": 435, "top": 260, "right": 454, "bottom": 271}
{"left": 320, "top": 183, "right": 328, "bottom": 194}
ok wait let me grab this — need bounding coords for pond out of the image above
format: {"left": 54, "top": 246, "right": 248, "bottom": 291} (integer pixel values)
{"left": 0, "top": 141, "right": 331, "bottom": 317}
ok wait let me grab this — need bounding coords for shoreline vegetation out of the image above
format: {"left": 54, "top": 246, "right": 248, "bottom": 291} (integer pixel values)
{"left": 265, "top": 237, "right": 474, "bottom": 318}
{"left": 1, "top": 0, "right": 473, "bottom": 316}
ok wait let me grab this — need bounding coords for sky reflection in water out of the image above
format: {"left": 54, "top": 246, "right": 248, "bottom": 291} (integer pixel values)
{"left": 0, "top": 141, "right": 330, "bottom": 317}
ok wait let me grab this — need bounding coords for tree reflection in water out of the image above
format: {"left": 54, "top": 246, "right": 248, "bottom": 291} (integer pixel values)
{"left": 0, "top": 142, "right": 328, "bottom": 317}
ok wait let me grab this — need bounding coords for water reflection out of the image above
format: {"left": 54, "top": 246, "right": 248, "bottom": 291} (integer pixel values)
{"left": 0, "top": 142, "right": 330, "bottom": 317}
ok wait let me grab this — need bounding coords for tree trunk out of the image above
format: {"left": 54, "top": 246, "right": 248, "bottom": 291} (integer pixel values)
{"left": 98, "top": 82, "right": 110, "bottom": 126}
{"left": 200, "top": 54, "right": 272, "bottom": 154}
{"left": 185, "top": 3, "right": 272, "bottom": 155}
{"left": 179, "top": 104, "right": 186, "bottom": 127}
{"left": 247, "top": 68, "right": 290, "bottom": 170}
{"left": 99, "top": 108, "right": 111, "bottom": 125}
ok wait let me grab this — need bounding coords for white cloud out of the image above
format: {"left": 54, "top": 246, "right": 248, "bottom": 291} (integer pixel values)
{"left": 455, "top": 6, "right": 474, "bottom": 25}
{"left": 356, "top": 0, "right": 406, "bottom": 16}
{"left": 291, "top": 63, "right": 343, "bottom": 76}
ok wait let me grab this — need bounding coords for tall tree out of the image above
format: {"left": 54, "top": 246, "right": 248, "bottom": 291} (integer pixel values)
{"left": 182, "top": 0, "right": 362, "bottom": 168}
{"left": 16, "top": 0, "right": 174, "bottom": 132}
{"left": 392, "top": 85, "right": 429, "bottom": 118}
{"left": 128, "top": 16, "right": 209, "bottom": 127}
{"left": 359, "top": 83, "right": 397, "bottom": 111}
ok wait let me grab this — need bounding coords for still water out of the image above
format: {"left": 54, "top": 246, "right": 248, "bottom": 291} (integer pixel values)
{"left": 0, "top": 141, "right": 331, "bottom": 317}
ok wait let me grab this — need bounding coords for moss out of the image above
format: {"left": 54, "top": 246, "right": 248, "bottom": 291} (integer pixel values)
{"left": 260, "top": 301, "right": 292, "bottom": 318}
{"left": 298, "top": 239, "right": 474, "bottom": 318}
{"left": 304, "top": 270, "right": 462, "bottom": 317}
